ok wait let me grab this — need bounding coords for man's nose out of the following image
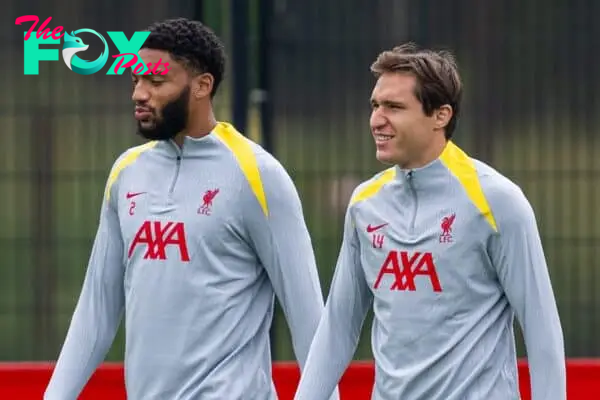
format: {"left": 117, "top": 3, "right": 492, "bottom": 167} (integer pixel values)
{"left": 370, "top": 109, "right": 387, "bottom": 130}
{"left": 132, "top": 81, "right": 150, "bottom": 102}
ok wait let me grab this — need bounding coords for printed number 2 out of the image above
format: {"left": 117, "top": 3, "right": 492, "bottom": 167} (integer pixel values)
{"left": 129, "top": 201, "right": 136, "bottom": 216}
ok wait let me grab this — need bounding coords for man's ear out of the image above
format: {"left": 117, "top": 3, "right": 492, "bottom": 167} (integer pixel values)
{"left": 192, "top": 73, "right": 214, "bottom": 99}
{"left": 434, "top": 104, "right": 453, "bottom": 130}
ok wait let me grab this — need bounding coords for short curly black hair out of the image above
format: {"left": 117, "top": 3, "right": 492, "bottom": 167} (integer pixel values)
{"left": 142, "top": 18, "right": 226, "bottom": 97}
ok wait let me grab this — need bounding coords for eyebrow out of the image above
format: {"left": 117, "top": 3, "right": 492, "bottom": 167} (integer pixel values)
{"left": 131, "top": 71, "right": 169, "bottom": 79}
{"left": 371, "top": 98, "right": 406, "bottom": 107}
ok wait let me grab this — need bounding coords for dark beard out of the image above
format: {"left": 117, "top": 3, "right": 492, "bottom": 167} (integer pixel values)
{"left": 136, "top": 86, "right": 190, "bottom": 141}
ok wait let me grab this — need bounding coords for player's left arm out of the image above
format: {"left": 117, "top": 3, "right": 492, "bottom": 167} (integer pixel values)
{"left": 244, "top": 156, "right": 330, "bottom": 369}
{"left": 487, "top": 183, "right": 566, "bottom": 400}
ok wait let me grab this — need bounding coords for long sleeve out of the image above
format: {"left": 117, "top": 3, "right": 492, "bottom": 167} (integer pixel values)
{"left": 44, "top": 175, "right": 126, "bottom": 400}
{"left": 488, "top": 186, "right": 566, "bottom": 400}
{"left": 244, "top": 157, "right": 333, "bottom": 374}
{"left": 294, "top": 204, "right": 373, "bottom": 400}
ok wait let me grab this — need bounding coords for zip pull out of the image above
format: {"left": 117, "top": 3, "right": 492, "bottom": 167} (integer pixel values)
{"left": 406, "top": 170, "right": 416, "bottom": 190}
{"left": 169, "top": 139, "right": 183, "bottom": 157}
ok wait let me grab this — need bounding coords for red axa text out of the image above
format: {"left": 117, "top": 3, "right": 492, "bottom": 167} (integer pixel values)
{"left": 128, "top": 221, "right": 190, "bottom": 261}
{"left": 373, "top": 251, "right": 442, "bottom": 292}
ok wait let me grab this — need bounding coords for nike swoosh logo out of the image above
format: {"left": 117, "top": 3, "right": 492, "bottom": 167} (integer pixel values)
{"left": 126, "top": 191, "right": 146, "bottom": 199}
{"left": 366, "top": 223, "right": 388, "bottom": 233}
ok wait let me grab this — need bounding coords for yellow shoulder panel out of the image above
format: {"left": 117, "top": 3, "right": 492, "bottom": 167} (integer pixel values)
{"left": 213, "top": 122, "right": 269, "bottom": 217}
{"left": 105, "top": 141, "right": 158, "bottom": 202}
{"left": 349, "top": 167, "right": 396, "bottom": 206}
{"left": 439, "top": 141, "right": 497, "bottom": 231}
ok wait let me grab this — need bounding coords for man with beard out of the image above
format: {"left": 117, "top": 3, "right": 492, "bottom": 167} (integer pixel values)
{"left": 45, "top": 18, "right": 337, "bottom": 400}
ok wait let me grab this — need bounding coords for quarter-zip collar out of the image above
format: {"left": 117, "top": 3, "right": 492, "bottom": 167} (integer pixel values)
{"left": 394, "top": 142, "right": 453, "bottom": 192}
{"left": 152, "top": 129, "right": 223, "bottom": 159}
{"left": 150, "top": 127, "right": 224, "bottom": 199}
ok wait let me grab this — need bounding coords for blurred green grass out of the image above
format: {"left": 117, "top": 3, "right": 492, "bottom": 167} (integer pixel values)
{"left": 1, "top": 73, "right": 598, "bottom": 361}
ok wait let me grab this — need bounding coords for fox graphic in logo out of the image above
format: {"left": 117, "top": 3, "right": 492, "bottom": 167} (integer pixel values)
{"left": 61, "top": 29, "right": 109, "bottom": 75}
{"left": 198, "top": 189, "right": 220, "bottom": 215}
{"left": 439, "top": 213, "right": 456, "bottom": 243}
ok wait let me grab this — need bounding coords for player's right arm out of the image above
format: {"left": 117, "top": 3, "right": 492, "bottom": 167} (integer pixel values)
{"left": 44, "top": 163, "right": 126, "bottom": 400}
{"left": 294, "top": 202, "right": 373, "bottom": 400}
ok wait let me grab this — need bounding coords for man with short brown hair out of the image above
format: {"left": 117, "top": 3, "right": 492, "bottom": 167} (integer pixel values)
{"left": 294, "top": 43, "right": 565, "bottom": 400}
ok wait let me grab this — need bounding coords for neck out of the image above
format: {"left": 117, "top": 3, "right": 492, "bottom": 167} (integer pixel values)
{"left": 398, "top": 136, "right": 448, "bottom": 170}
{"left": 173, "top": 107, "right": 218, "bottom": 147}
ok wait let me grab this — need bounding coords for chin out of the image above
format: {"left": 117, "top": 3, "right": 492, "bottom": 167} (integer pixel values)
{"left": 375, "top": 150, "right": 397, "bottom": 166}
{"left": 138, "top": 121, "right": 155, "bottom": 130}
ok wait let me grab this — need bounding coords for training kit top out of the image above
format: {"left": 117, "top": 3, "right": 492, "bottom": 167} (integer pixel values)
{"left": 294, "top": 141, "right": 566, "bottom": 400}
{"left": 44, "top": 122, "right": 336, "bottom": 400}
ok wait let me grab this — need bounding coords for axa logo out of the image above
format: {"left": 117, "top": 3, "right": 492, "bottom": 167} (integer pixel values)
{"left": 128, "top": 221, "right": 190, "bottom": 262}
{"left": 14, "top": 15, "right": 168, "bottom": 76}
{"left": 373, "top": 250, "right": 442, "bottom": 292}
